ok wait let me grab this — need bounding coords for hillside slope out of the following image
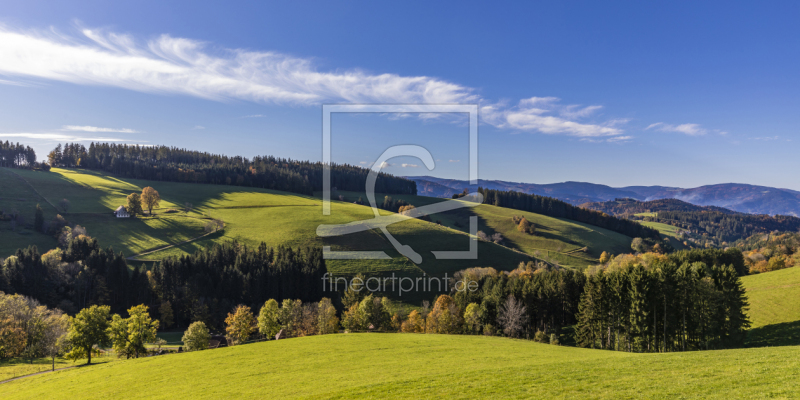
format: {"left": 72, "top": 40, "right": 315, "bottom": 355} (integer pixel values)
{"left": 1, "top": 334, "right": 797, "bottom": 399}
{"left": 333, "top": 191, "right": 634, "bottom": 269}
{"left": 0, "top": 168, "right": 533, "bottom": 294}
{"left": 743, "top": 267, "right": 800, "bottom": 347}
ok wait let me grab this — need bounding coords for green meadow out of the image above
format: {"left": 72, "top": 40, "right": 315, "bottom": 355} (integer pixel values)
{"left": 742, "top": 266, "right": 800, "bottom": 347}
{"left": 1, "top": 333, "right": 797, "bottom": 399}
{"left": 332, "top": 190, "right": 634, "bottom": 269}
{"left": 638, "top": 220, "right": 689, "bottom": 250}
{"left": 0, "top": 168, "right": 534, "bottom": 288}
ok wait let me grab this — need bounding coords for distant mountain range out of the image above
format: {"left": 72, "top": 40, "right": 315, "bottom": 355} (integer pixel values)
{"left": 406, "top": 176, "right": 800, "bottom": 217}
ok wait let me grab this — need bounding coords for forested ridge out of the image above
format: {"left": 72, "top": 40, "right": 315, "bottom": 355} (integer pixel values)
{"left": 649, "top": 210, "right": 800, "bottom": 244}
{"left": 45, "top": 142, "right": 416, "bottom": 196}
{"left": 582, "top": 198, "right": 800, "bottom": 247}
{"left": 0, "top": 237, "right": 328, "bottom": 331}
{"left": 475, "top": 188, "right": 661, "bottom": 240}
{"left": 580, "top": 198, "right": 737, "bottom": 216}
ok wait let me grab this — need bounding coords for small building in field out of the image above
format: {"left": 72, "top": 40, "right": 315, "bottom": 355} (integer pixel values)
{"left": 115, "top": 205, "right": 130, "bottom": 218}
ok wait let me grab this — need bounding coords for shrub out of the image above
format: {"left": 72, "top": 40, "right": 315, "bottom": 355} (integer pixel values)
{"left": 549, "top": 333, "right": 560, "bottom": 346}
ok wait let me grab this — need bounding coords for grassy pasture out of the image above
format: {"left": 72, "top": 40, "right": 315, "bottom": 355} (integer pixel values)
{"left": 742, "top": 266, "right": 800, "bottom": 347}
{"left": 0, "top": 168, "right": 59, "bottom": 255}
{"left": 1, "top": 333, "right": 797, "bottom": 399}
{"left": 331, "top": 190, "right": 634, "bottom": 269}
{"left": 1, "top": 169, "right": 533, "bottom": 295}
{"left": 638, "top": 220, "right": 689, "bottom": 250}
{"left": 639, "top": 220, "right": 682, "bottom": 238}
{"left": 0, "top": 353, "right": 117, "bottom": 383}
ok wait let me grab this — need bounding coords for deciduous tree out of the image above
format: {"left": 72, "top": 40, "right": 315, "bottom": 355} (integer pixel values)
{"left": 257, "top": 299, "right": 281, "bottom": 338}
{"left": 497, "top": 295, "right": 527, "bottom": 338}
{"left": 182, "top": 321, "right": 210, "bottom": 351}
{"left": 126, "top": 193, "right": 143, "bottom": 216}
{"left": 66, "top": 305, "right": 111, "bottom": 364}
{"left": 225, "top": 305, "right": 256, "bottom": 345}
{"left": 316, "top": 298, "right": 339, "bottom": 335}
{"left": 108, "top": 304, "right": 159, "bottom": 359}
{"left": 140, "top": 187, "right": 161, "bottom": 215}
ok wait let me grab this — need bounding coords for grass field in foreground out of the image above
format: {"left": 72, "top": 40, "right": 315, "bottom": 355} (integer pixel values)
{"left": 1, "top": 333, "right": 797, "bottom": 399}
{"left": 0, "top": 353, "right": 117, "bottom": 382}
{"left": 742, "top": 267, "right": 800, "bottom": 347}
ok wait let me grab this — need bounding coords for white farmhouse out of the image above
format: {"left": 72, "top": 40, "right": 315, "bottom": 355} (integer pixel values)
{"left": 115, "top": 205, "right": 130, "bottom": 218}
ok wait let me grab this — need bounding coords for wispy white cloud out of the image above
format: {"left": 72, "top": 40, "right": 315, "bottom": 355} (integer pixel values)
{"left": 646, "top": 122, "right": 707, "bottom": 136}
{"left": 484, "top": 97, "right": 624, "bottom": 137}
{"left": 560, "top": 104, "right": 603, "bottom": 119}
{"left": 400, "top": 163, "right": 419, "bottom": 168}
{"left": 0, "top": 24, "right": 636, "bottom": 141}
{"left": 0, "top": 132, "right": 130, "bottom": 142}
{"left": 191, "top": 125, "right": 205, "bottom": 130}
{"left": 0, "top": 78, "right": 33, "bottom": 87}
{"left": 750, "top": 136, "right": 780, "bottom": 141}
{"left": 242, "top": 114, "right": 266, "bottom": 118}
{"left": 449, "top": 159, "right": 460, "bottom": 163}
{"left": 606, "top": 135, "right": 633, "bottom": 143}
{"left": 0, "top": 25, "right": 478, "bottom": 105}
{"left": 62, "top": 125, "right": 139, "bottom": 133}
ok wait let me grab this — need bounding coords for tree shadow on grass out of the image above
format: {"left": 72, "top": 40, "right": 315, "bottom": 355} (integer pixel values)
{"left": 746, "top": 320, "right": 800, "bottom": 347}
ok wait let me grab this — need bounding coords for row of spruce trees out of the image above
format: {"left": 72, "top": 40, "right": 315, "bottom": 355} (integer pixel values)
{"left": 576, "top": 261, "right": 749, "bottom": 352}
{"left": 0, "top": 141, "right": 37, "bottom": 168}
{"left": 46, "top": 143, "right": 416, "bottom": 196}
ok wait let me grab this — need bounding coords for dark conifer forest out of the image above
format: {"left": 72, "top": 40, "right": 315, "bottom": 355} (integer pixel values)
{"left": 0, "top": 238, "right": 328, "bottom": 330}
{"left": 0, "top": 141, "right": 38, "bottom": 168}
{"left": 45, "top": 142, "right": 417, "bottom": 196}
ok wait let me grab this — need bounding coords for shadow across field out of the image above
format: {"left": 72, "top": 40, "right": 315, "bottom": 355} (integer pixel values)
{"left": 747, "top": 320, "right": 800, "bottom": 348}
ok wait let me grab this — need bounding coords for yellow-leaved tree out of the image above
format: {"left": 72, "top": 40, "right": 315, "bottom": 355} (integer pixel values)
{"left": 225, "top": 305, "right": 256, "bottom": 345}
{"left": 140, "top": 186, "right": 161, "bottom": 215}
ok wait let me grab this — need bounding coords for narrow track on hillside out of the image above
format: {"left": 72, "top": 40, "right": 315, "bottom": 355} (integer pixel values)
{"left": 126, "top": 226, "right": 224, "bottom": 261}
{"left": 0, "top": 366, "right": 76, "bottom": 384}
{"left": 5, "top": 169, "right": 59, "bottom": 211}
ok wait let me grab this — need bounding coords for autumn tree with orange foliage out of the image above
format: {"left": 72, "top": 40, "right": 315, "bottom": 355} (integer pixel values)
{"left": 225, "top": 305, "right": 256, "bottom": 345}
{"left": 400, "top": 310, "right": 425, "bottom": 333}
{"left": 140, "top": 186, "right": 161, "bottom": 215}
{"left": 425, "top": 295, "right": 462, "bottom": 334}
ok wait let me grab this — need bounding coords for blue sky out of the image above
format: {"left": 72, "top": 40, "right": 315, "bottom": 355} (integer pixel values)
{"left": 0, "top": 1, "right": 798, "bottom": 189}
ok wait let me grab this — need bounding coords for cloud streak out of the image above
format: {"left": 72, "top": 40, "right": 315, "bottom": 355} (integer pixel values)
{"left": 0, "top": 24, "right": 633, "bottom": 139}
{"left": 0, "top": 132, "right": 131, "bottom": 142}
{"left": 62, "top": 125, "right": 139, "bottom": 133}
{"left": 483, "top": 98, "right": 624, "bottom": 137}
{"left": 646, "top": 122, "right": 707, "bottom": 136}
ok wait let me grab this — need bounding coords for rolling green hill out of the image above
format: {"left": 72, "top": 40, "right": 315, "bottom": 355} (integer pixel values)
{"left": 743, "top": 267, "right": 800, "bottom": 347}
{"left": 332, "top": 190, "right": 635, "bottom": 269}
{"left": 1, "top": 167, "right": 637, "bottom": 275}
{"left": 1, "top": 333, "right": 797, "bottom": 399}
{"left": 0, "top": 168, "right": 535, "bottom": 298}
